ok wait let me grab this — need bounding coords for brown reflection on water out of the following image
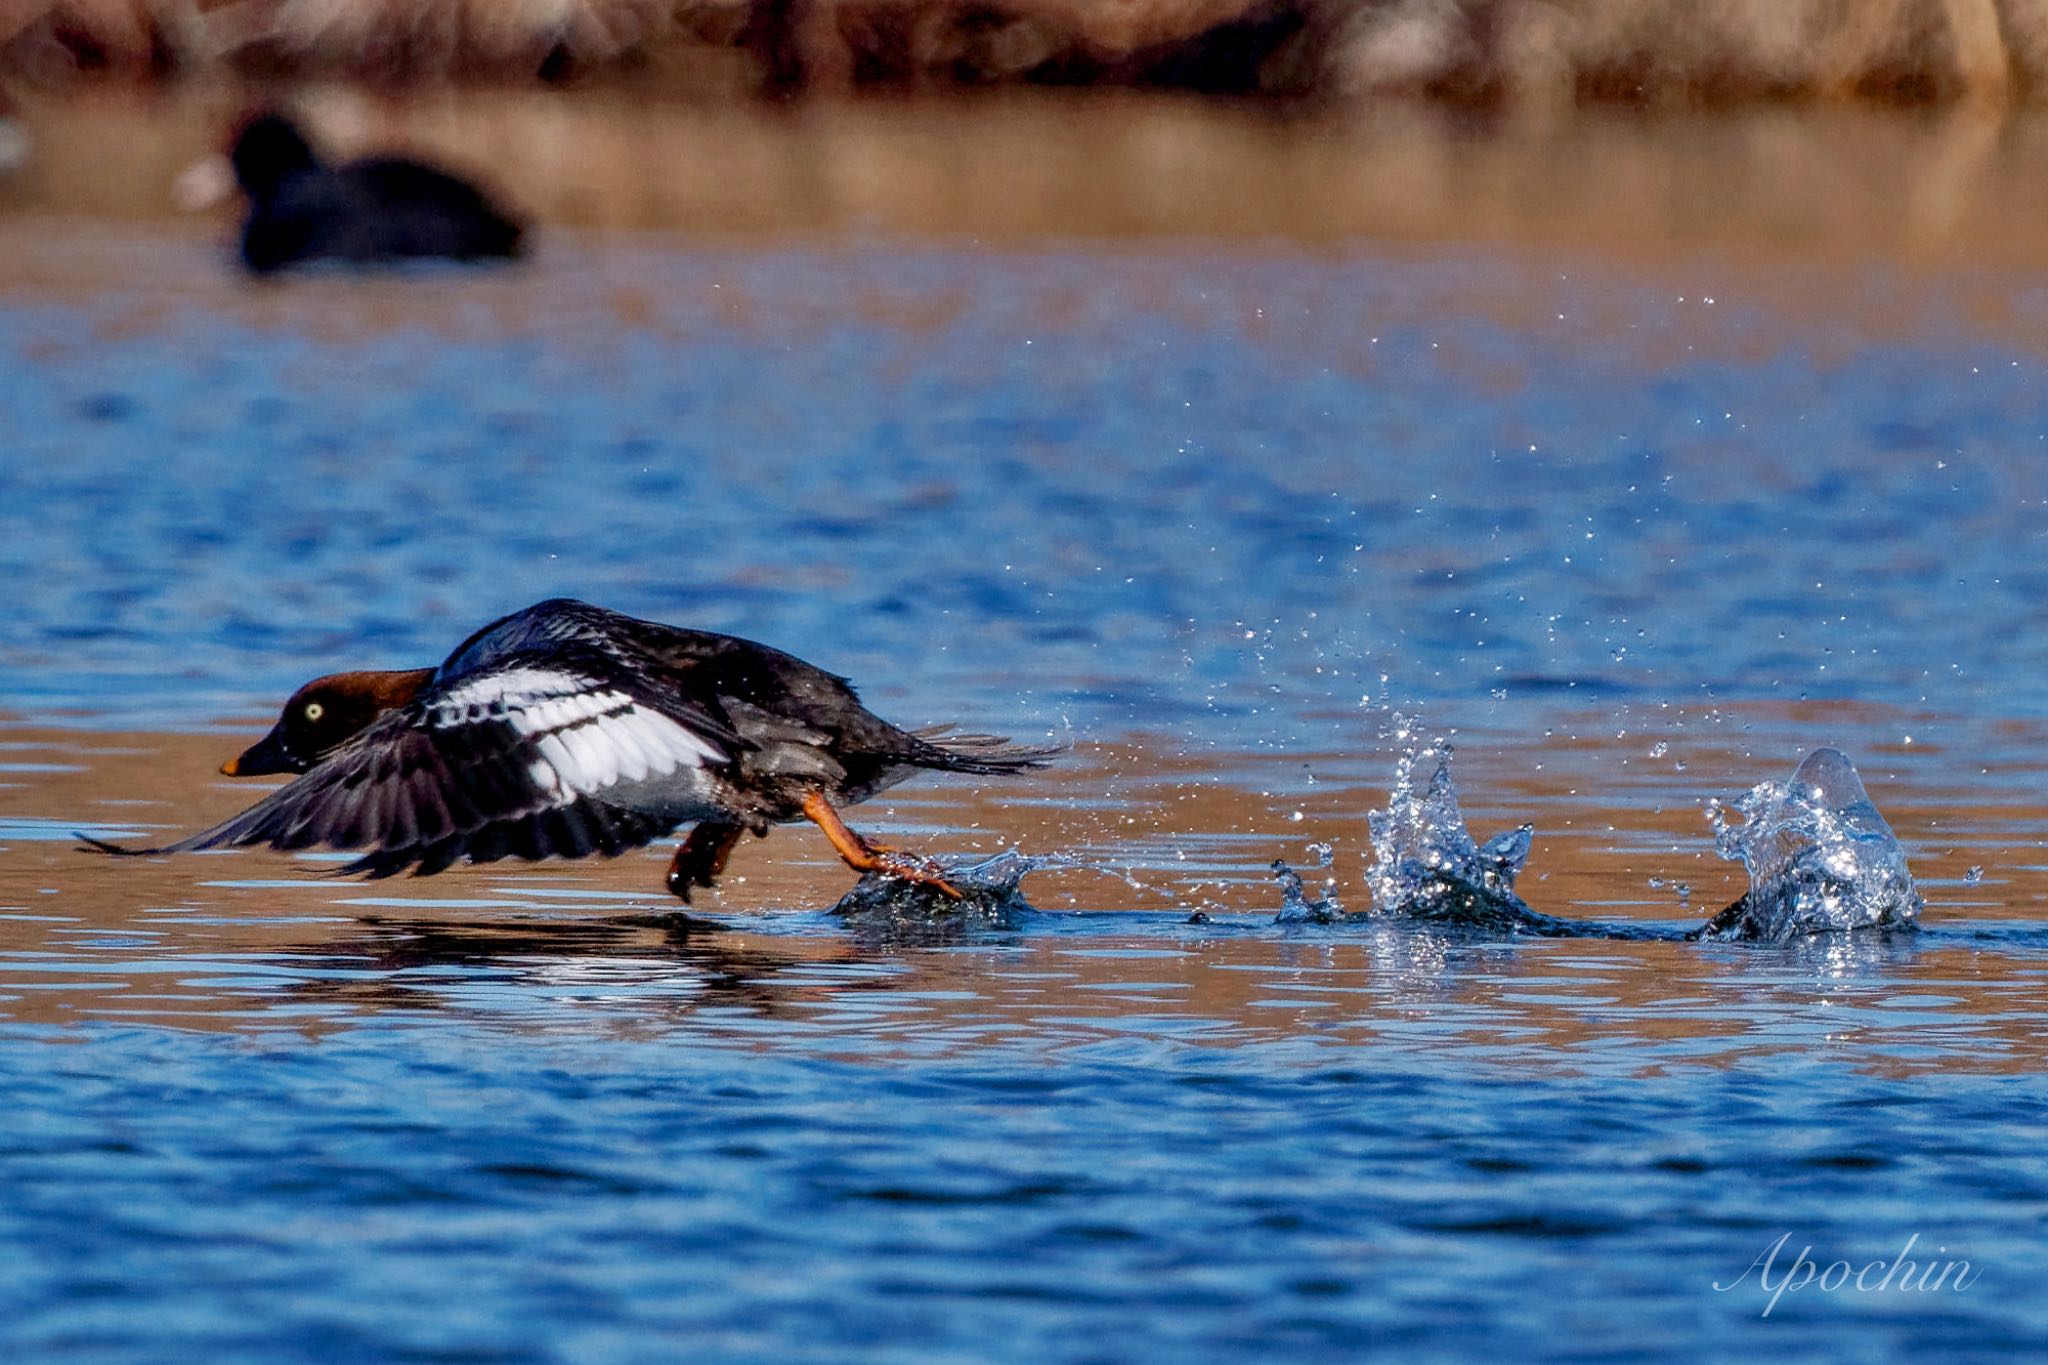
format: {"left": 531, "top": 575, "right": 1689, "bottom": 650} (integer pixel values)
{"left": 3, "top": 719, "right": 2046, "bottom": 1074}
{"left": 9, "top": 85, "right": 2048, "bottom": 271}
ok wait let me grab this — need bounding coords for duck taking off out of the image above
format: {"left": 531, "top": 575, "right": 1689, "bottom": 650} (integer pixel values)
{"left": 83, "top": 600, "right": 1055, "bottom": 901}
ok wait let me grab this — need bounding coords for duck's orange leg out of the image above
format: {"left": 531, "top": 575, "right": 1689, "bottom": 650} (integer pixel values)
{"left": 667, "top": 822, "right": 745, "bottom": 903}
{"left": 801, "top": 791, "right": 963, "bottom": 899}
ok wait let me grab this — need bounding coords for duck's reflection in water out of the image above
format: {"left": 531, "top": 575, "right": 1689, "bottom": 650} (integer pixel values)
{"left": 275, "top": 910, "right": 903, "bottom": 1025}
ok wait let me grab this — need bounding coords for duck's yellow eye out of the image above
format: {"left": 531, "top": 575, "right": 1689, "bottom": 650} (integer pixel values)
{"left": 303, "top": 701, "right": 325, "bottom": 722}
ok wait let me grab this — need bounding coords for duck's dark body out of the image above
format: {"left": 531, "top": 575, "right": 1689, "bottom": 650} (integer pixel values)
{"left": 429, "top": 598, "right": 1020, "bottom": 831}
{"left": 232, "top": 114, "right": 524, "bottom": 275}
{"left": 88, "top": 600, "right": 1052, "bottom": 901}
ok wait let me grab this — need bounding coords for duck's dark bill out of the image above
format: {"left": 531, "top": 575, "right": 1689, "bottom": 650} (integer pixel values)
{"left": 222, "top": 727, "right": 294, "bottom": 777}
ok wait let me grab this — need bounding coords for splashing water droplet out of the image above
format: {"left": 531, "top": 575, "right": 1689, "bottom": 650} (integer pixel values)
{"left": 1272, "top": 857, "right": 1344, "bottom": 923}
{"left": 1696, "top": 748, "right": 1922, "bottom": 942}
{"left": 831, "top": 849, "right": 1080, "bottom": 925}
{"left": 1363, "top": 722, "right": 1534, "bottom": 915}
{"left": 1965, "top": 865, "right": 1985, "bottom": 886}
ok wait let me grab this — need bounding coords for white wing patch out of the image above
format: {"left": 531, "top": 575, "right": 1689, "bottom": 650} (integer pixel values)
{"left": 429, "top": 666, "right": 725, "bottom": 804}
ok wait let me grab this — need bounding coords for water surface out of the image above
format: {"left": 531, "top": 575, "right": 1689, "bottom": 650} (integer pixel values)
{"left": 3, "top": 94, "right": 2047, "bottom": 1360}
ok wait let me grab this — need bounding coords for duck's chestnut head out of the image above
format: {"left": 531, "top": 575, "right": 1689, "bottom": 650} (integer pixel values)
{"left": 224, "top": 668, "right": 434, "bottom": 776}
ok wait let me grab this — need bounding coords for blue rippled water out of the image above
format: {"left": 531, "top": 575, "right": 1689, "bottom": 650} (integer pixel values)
{"left": 3, "top": 228, "right": 2047, "bottom": 1360}
{"left": 3, "top": 1024, "right": 2043, "bottom": 1363}
{"left": 4, "top": 247, "right": 2046, "bottom": 742}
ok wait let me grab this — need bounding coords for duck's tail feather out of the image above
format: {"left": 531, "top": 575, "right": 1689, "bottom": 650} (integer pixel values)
{"left": 908, "top": 726, "right": 1061, "bottom": 775}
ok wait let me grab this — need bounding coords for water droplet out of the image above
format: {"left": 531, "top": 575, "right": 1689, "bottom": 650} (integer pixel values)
{"left": 1701, "top": 749, "right": 1921, "bottom": 941}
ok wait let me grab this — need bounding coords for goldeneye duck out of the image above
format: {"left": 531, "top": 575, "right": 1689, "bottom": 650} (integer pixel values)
{"left": 85, "top": 599, "right": 1054, "bottom": 901}
{"left": 227, "top": 111, "right": 524, "bottom": 275}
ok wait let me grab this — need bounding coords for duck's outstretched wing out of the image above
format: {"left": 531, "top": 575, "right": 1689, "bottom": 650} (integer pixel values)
{"left": 79, "top": 657, "right": 735, "bottom": 878}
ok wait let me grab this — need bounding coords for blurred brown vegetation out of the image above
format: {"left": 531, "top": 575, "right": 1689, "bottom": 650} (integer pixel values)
{"left": 0, "top": 0, "right": 2040, "bottom": 103}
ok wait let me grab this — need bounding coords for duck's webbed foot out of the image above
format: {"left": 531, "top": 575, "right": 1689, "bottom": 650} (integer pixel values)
{"left": 666, "top": 822, "right": 746, "bottom": 903}
{"left": 801, "top": 791, "right": 963, "bottom": 900}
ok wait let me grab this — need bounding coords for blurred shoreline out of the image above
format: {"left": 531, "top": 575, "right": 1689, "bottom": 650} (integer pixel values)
{"left": 0, "top": 0, "right": 2043, "bottom": 105}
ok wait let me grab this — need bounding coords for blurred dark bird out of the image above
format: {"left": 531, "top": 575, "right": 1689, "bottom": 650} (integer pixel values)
{"left": 218, "top": 111, "right": 524, "bottom": 274}
{"left": 82, "top": 599, "right": 1054, "bottom": 902}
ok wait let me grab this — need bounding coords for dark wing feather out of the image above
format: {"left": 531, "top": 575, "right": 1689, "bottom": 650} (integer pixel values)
{"left": 83, "top": 658, "right": 732, "bottom": 877}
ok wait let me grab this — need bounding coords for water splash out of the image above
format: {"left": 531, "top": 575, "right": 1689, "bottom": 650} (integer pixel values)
{"left": 829, "top": 849, "right": 1075, "bottom": 926}
{"left": 1273, "top": 843, "right": 1343, "bottom": 923}
{"left": 1339, "top": 729, "right": 1671, "bottom": 938}
{"left": 1363, "top": 731, "right": 1534, "bottom": 917}
{"left": 1692, "top": 748, "right": 1922, "bottom": 942}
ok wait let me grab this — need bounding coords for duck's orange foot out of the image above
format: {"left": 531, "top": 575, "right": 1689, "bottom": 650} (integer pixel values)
{"left": 861, "top": 850, "right": 965, "bottom": 900}
{"left": 666, "top": 822, "right": 744, "bottom": 903}
{"left": 801, "top": 791, "right": 963, "bottom": 900}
